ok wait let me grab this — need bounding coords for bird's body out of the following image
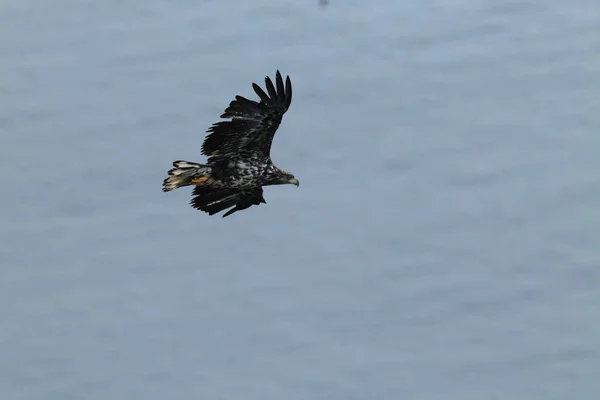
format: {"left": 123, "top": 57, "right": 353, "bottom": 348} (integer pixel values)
{"left": 162, "top": 71, "right": 298, "bottom": 217}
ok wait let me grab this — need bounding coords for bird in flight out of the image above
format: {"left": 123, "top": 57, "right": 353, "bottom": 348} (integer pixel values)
{"left": 162, "top": 71, "right": 298, "bottom": 217}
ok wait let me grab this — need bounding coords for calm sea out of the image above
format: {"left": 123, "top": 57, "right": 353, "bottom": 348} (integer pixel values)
{"left": 1, "top": 0, "right": 599, "bottom": 398}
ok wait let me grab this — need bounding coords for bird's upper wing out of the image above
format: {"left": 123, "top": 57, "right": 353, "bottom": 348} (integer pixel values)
{"left": 201, "top": 71, "right": 292, "bottom": 163}
{"left": 191, "top": 186, "right": 266, "bottom": 217}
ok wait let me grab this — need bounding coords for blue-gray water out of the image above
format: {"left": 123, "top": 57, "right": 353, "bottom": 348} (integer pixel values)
{"left": 1, "top": 1, "right": 599, "bottom": 398}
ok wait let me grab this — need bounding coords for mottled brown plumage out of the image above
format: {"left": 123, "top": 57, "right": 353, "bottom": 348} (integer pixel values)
{"left": 162, "top": 71, "right": 298, "bottom": 217}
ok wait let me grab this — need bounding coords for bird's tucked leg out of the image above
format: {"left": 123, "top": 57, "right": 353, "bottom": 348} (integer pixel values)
{"left": 190, "top": 175, "right": 215, "bottom": 186}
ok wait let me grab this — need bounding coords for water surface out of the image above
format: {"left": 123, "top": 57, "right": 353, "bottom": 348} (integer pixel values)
{"left": 1, "top": 0, "right": 599, "bottom": 398}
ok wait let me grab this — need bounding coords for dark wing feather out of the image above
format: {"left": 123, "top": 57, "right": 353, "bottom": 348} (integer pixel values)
{"left": 201, "top": 71, "right": 292, "bottom": 163}
{"left": 190, "top": 187, "right": 266, "bottom": 218}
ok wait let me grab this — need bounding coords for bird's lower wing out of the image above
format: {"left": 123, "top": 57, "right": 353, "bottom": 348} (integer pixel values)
{"left": 191, "top": 187, "right": 265, "bottom": 217}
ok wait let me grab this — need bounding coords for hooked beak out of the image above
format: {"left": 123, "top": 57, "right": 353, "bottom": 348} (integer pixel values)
{"left": 289, "top": 178, "right": 299, "bottom": 187}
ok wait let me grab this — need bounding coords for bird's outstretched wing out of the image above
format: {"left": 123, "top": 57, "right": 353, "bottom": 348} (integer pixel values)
{"left": 201, "top": 70, "right": 292, "bottom": 163}
{"left": 190, "top": 186, "right": 266, "bottom": 218}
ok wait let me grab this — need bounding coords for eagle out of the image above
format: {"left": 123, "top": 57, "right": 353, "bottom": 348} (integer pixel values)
{"left": 162, "top": 71, "right": 299, "bottom": 217}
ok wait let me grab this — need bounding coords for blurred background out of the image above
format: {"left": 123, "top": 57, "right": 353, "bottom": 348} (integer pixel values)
{"left": 1, "top": 0, "right": 599, "bottom": 398}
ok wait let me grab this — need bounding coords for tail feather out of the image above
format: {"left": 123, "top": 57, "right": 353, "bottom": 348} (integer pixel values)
{"left": 162, "top": 160, "right": 210, "bottom": 192}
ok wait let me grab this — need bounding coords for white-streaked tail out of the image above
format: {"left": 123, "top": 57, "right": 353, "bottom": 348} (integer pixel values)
{"left": 162, "top": 160, "right": 210, "bottom": 192}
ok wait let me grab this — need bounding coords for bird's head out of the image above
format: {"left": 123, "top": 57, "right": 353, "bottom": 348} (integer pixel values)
{"left": 278, "top": 170, "right": 299, "bottom": 187}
